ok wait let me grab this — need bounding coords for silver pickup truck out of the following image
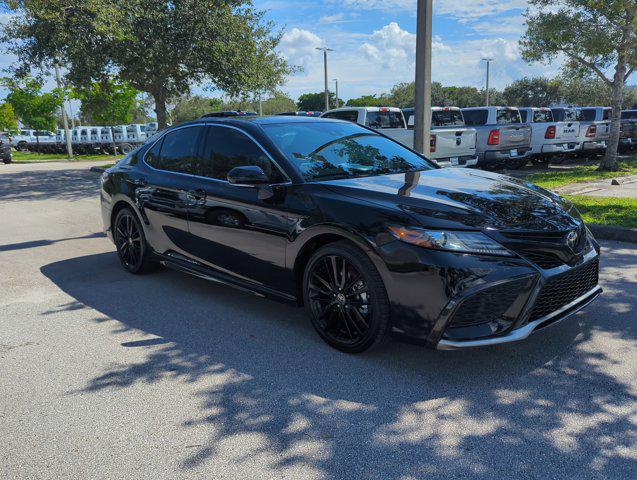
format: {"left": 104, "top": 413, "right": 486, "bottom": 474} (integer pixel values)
{"left": 518, "top": 107, "right": 580, "bottom": 166}
{"left": 461, "top": 106, "right": 532, "bottom": 170}
{"left": 320, "top": 106, "right": 478, "bottom": 167}
{"left": 576, "top": 107, "right": 611, "bottom": 157}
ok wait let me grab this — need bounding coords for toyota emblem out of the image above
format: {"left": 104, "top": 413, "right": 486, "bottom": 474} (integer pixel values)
{"left": 566, "top": 229, "right": 579, "bottom": 250}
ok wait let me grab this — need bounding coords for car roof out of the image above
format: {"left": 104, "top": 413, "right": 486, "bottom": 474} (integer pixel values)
{"left": 185, "top": 115, "right": 343, "bottom": 126}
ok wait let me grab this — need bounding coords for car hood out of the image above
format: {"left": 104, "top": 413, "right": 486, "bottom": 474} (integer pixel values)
{"left": 320, "top": 168, "right": 582, "bottom": 231}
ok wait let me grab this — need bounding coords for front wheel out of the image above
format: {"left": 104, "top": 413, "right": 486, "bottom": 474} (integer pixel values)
{"left": 303, "top": 241, "right": 391, "bottom": 353}
{"left": 113, "top": 208, "right": 155, "bottom": 274}
{"left": 2, "top": 157, "right": 11, "bottom": 164}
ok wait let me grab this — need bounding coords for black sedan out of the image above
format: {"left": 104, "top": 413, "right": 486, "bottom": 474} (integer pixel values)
{"left": 100, "top": 116, "right": 602, "bottom": 352}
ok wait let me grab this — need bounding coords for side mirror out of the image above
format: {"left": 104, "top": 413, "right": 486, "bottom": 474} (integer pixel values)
{"left": 227, "top": 165, "right": 269, "bottom": 185}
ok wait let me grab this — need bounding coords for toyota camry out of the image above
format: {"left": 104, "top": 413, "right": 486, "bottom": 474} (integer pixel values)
{"left": 100, "top": 116, "right": 602, "bottom": 353}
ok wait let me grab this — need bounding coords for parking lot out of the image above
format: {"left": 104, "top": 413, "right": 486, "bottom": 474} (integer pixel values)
{"left": 0, "top": 161, "right": 636, "bottom": 479}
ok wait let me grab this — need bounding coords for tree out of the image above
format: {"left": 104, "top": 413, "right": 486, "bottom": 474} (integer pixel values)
{"left": 387, "top": 82, "right": 415, "bottom": 108}
{"left": 502, "top": 77, "right": 562, "bottom": 107}
{"left": 72, "top": 78, "right": 141, "bottom": 152}
{"left": 297, "top": 92, "right": 337, "bottom": 111}
{"left": 558, "top": 67, "right": 637, "bottom": 107}
{"left": 521, "top": 0, "right": 637, "bottom": 171}
{"left": 346, "top": 94, "right": 387, "bottom": 107}
{"left": 0, "top": 102, "right": 19, "bottom": 134}
{"left": 169, "top": 95, "right": 221, "bottom": 124}
{"left": 73, "top": 79, "right": 139, "bottom": 125}
{"left": 260, "top": 92, "right": 296, "bottom": 114}
{"left": 2, "top": 0, "right": 291, "bottom": 130}
{"left": 2, "top": 77, "right": 61, "bottom": 148}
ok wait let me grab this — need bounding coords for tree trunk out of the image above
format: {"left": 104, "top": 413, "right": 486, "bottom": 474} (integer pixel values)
{"left": 152, "top": 90, "right": 168, "bottom": 131}
{"left": 598, "top": 41, "right": 628, "bottom": 171}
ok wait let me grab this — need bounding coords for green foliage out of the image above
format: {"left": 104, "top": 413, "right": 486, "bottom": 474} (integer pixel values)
{"left": 566, "top": 195, "right": 637, "bottom": 228}
{"left": 259, "top": 92, "right": 296, "bottom": 114}
{"left": 346, "top": 94, "right": 387, "bottom": 107}
{"left": 386, "top": 82, "right": 415, "bottom": 108}
{"left": 3, "top": 0, "right": 292, "bottom": 129}
{"left": 2, "top": 77, "right": 62, "bottom": 131}
{"left": 170, "top": 95, "right": 222, "bottom": 124}
{"left": 384, "top": 82, "right": 485, "bottom": 108}
{"left": 72, "top": 79, "right": 140, "bottom": 125}
{"left": 0, "top": 102, "right": 19, "bottom": 133}
{"left": 503, "top": 77, "right": 561, "bottom": 107}
{"left": 297, "top": 92, "right": 337, "bottom": 111}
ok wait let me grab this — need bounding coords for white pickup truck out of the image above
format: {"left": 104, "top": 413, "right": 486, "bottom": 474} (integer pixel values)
{"left": 320, "top": 106, "right": 478, "bottom": 168}
{"left": 518, "top": 107, "right": 580, "bottom": 165}
{"left": 576, "top": 107, "right": 611, "bottom": 157}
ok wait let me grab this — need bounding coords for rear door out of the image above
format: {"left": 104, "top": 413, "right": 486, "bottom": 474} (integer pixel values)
{"left": 138, "top": 125, "right": 207, "bottom": 256}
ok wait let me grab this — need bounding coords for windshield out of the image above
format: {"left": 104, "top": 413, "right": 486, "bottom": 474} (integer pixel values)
{"left": 261, "top": 122, "right": 434, "bottom": 181}
{"left": 622, "top": 111, "right": 637, "bottom": 119}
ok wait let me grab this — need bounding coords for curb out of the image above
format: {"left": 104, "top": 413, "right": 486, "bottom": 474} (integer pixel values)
{"left": 588, "top": 223, "right": 637, "bottom": 244}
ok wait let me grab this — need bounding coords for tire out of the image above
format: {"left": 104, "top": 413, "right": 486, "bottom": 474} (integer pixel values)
{"left": 17, "top": 141, "right": 28, "bottom": 152}
{"left": 507, "top": 158, "right": 527, "bottom": 170}
{"left": 113, "top": 208, "right": 155, "bottom": 274}
{"left": 2, "top": 157, "right": 11, "bottom": 164}
{"left": 302, "top": 240, "right": 391, "bottom": 353}
{"left": 551, "top": 155, "right": 567, "bottom": 164}
{"left": 118, "top": 143, "right": 134, "bottom": 154}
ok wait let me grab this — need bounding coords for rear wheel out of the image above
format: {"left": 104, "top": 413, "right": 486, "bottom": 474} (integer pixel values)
{"left": 113, "top": 208, "right": 155, "bottom": 274}
{"left": 303, "top": 241, "right": 391, "bottom": 353}
{"left": 507, "top": 158, "right": 527, "bottom": 170}
{"left": 119, "top": 143, "right": 134, "bottom": 154}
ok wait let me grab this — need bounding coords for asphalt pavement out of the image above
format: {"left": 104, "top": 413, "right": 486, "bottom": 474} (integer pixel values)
{"left": 1, "top": 161, "right": 636, "bottom": 479}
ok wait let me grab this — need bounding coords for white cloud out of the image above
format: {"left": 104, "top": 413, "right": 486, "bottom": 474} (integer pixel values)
{"left": 359, "top": 22, "right": 450, "bottom": 69}
{"left": 470, "top": 15, "right": 526, "bottom": 36}
{"left": 320, "top": 13, "right": 345, "bottom": 23}
{"left": 278, "top": 27, "right": 324, "bottom": 71}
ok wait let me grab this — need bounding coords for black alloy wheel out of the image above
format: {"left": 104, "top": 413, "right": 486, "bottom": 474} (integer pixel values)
{"left": 303, "top": 241, "right": 391, "bottom": 353}
{"left": 114, "top": 208, "right": 153, "bottom": 273}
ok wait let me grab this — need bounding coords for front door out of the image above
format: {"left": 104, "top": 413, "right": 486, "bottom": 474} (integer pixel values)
{"left": 185, "top": 125, "right": 293, "bottom": 291}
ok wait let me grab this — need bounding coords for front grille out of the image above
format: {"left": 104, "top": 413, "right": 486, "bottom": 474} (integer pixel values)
{"left": 529, "top": 258, "right": 599, "bottom": 321}
{"left": 450, "top": 278, "right": 530, "bottom": 328}
{"left": 516, "top": 249, "right": 564, "bottom": 269}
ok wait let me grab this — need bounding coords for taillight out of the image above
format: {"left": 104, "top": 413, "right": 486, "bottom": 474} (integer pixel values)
{"left": 487, "top": 129, "right": 500, "bottom": 145}
{"left": 586, "top": 125, "right": 597, "bottom": 137}
{"left": 545, "top": 125, "right": 556, "bottom": 139}
{"left": 430, "top": 134, "right": 436, "bottom": 153}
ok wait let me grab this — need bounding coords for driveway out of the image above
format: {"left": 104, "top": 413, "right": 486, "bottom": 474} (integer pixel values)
{"left": 1, "top": 162, "right": 636, "bottom": 479}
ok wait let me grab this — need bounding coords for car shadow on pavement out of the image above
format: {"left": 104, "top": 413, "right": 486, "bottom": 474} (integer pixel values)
{"left": 40, "top": 246, "right": 636, "bottom": 479}
{"left": 0, "top": 168, "right": 100, "bottom": 202}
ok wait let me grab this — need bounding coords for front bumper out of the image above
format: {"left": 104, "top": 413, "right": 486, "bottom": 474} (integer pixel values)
{"left": 379, "top": 234, "right": 601, "bottom": 349}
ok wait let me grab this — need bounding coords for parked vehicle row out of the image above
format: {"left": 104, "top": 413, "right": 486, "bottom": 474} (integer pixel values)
{"left": 321, "top": 104, "right": 632, "bottom": 170}
{"left": 10, "top": 123, "right": 159, "bottom": 155}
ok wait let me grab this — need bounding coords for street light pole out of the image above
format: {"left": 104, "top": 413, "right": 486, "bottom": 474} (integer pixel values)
{"left": 482, "top": 58, "right": 494, "bottom": 106}
{"left": 414, "top": 0, "right": 432, "bottom": 156}
{"left": 333, "top": 79, "right": 339, "bottom": 108}
{"left": 54, "top": 61, "right": 73, "bottom": 160}
{"left": 316, "top": 47, "right": 333, "bottom": 112}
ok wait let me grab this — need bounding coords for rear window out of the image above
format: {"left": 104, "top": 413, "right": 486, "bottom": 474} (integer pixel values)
{"left": 533, "top": 110, "right": 553, "bottom": 122}
{"left": 365, "top": 111, "right": 404, "bottom": 129}
{"left": 552, "top": 108, "right": 578, "bottom": 122}
{"left": 603, "top": 109, "right": 611, "bottom": 120}
{"left": 432, "top": 110, "right": 465, "bottom": 127}
{"left": 462, "top": 109, "right": 488, "bottom": 126}
{"left": 322, "top": 111, "right": 359, "bottom": 122}
{"left": 578, "top": 109, "right": 596, "bottom": 121}
{"left": 496, "top": 109, "right": 521, "bottom": 124}
{"left": 621, "top": 111, "right": 637, "bottom": 119}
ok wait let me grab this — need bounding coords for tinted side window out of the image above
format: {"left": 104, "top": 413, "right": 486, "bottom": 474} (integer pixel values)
{"left": 200, "top": 126, "right": 285, "bottom": 182}
{"left": 323, "top": 111, "right": 359, "bottom": 122}
{"left": 147, "top": 126, "right": 203, "bottom": 174}
{"left": 462, "top": 110, "right": 488, "bottom": 126}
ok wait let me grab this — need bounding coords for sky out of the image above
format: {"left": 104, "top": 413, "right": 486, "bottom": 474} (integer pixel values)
{"left": 258, "top": 0, "right": 559, "bottom": 100}
{"left": 0, "top": 1, "right": 562, "bottom": 103}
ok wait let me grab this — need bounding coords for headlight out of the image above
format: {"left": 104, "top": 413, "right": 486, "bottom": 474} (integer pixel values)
{"left": 388, "top": 226, "right": 514, "bottom": 257}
